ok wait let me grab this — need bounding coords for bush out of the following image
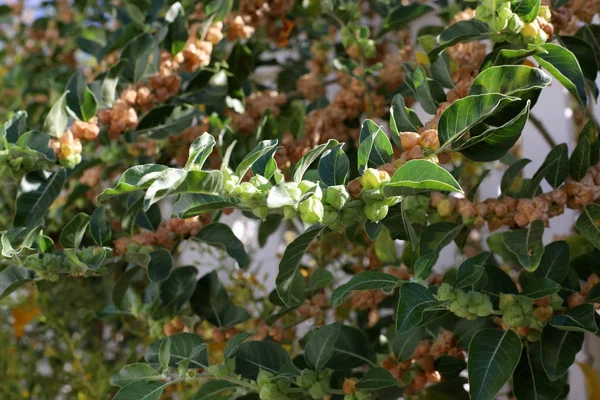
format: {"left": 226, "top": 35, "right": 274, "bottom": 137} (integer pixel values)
{"left": 1, "top": 0, "right": 600, "bottom": 399}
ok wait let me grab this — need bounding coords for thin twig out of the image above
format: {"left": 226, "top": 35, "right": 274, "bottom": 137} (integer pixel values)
{"left": 529, "top": 113, "right": 557, "bottom": 148}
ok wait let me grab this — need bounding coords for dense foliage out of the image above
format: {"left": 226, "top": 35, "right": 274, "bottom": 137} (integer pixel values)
{"left": 2, "top": 0, "right": 600, "bottom": 399}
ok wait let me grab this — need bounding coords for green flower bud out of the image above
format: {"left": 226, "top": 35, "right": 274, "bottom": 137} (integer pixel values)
{"left": 285, "top": 182, "right": 302, "bottom": 202}
{"left": 326, "top": 185, "right": 350, "bottom": 209}
{"left": 237, "top": 182, "right": 260, "bottom": 201}
{"left": 225, "top": 358, "right": 236, "bottom": 373}
{"left": 283, "top": 205, "right": 298, "bottom": 220}
{"left": 258, "top": 369, "right": 274, "bottom": 387}
{"left": 276, "top": 377, "right": 291, "bottom": 393}
{"left": 252, "top": 205, "right": 269, "bottom": 220}
{"left": 499, "top": 294, "right": 516, "bottom": 311}
{"left": 250, "top": 175, "right": 271, "bottom": 191}
{"left": 361, "top": 168, "right": 381, "bottom": 190}
{"left": 490, "top": 15, "right": 509, "bottom": 32}
{"left": 364, "top": 201, "right": 388, "bottom": 222}
{"left": 299, "top": 181, "right": 323, "bottom": 200}
{"left": 300, "top": 198, "right": 324, "bottom": 224}
{"left": 534, "top": 28, "right": 548, "bottom": 45}
{"left": 455, "top": 290, "right": 469, "bottom": 307}
{"left": 551, "top": 293, "right": 563, "bottom": 310}
{"left": 208, "top": 364, "right": 230, "bottom": 379}
{"left": 382, "top": 195, "right": 401, "bottom": 207}
{"left": 59, "top": 153, "right": 82, "bottom": 169}
{"left": 309, "top": 382, "right": 326, "bottom": 399}
{"left": 497, "top": 3, "right": 512, "bottom": 20}
{"left": 476, "top": 5, "right": 492, "bottom": 22}
{"left": 355, "top": 391, "right": 372, "bottom": 400}
{"left": 521, "top": 22, "right": 538, "bottom": 38}
{"left": 323, "top": 210, "right": 342, "bottom": 230}
{"left": 507, "top": 14, "right": 524, "bottom": 33}
{"left": 538, "top": 5, "right": 551, "bottom": 20}
{"left": 298, "top": 369, "right": 318, "bottom": 389}
{"left": 527, "top": 329, "right": 542, "bottom": 342}
{"left": 437, "top": 283, "right": 455, "bottom": 302}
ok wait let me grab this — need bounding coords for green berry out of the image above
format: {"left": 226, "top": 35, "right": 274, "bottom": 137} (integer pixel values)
{"left": 252, "top": 205, "right": 269, "bottom": 220}
{"left": 299, "top": 197, "right": 324, "bottom": 224}
{"left": 326, "top": 185, "right": 350, "bottom": 209}
{"left": 283, "top": 205, "right": 298, "bottom": 220}
{"left": 361, "top": 168, "right": 382, "bottom": 190}
{"left": 364, "top": 201, "right": 388, "bottom": 222}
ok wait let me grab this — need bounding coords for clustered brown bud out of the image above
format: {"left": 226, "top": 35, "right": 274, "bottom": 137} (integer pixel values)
{"left": 212, "top": 327, "right": 240, "bottom": 343}
{"left": 163, "top": 317, "right": 190, "bottom": 336}
{"left": 72, "top": 117, "right": 100, "bottom": 141}
{"left": 229, "top": 90, "right": 287, "bottom": 134}
{"left": 447, "top": 9, "right": 487, "bottom": 73}
{"left": 224, "top": 0, "right": 294, "bottom": 42}
{"left": 550, "top": 0, "right": 600, "bottom": 36}
{"left": 253, "top": 320, "right": 294, "bottom": 342}
{"left": 49, "top": 130, "right": 82, "bottom": 161}
{"left": 397, "top": 129, "right": 451, "bottom": 164}
{"left": 382, "top": 330, "right": 462, "bottom": 395}
{"left": 297, "top": 293, "right": 329, "bottom": 320}
{"left": 79, "top": 165, "right": 102, "bottom": 187}
{"left": 166, "top": 215, "right": 211, "bottom": 237}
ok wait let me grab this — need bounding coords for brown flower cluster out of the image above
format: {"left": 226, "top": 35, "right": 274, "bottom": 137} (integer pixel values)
{"left": 229, "top": 90, "right": 287, "bottom": 134}
{"left": 297, "top": 293, "right": 329, "bottom": 320}
{"left": 567, "top": 273, "right": 600, "bottom": 309}
{"left": 447, "top": 9, "right": 487, "bottom": 73}
{"left": 163, "top": 316, "right": 191, "bottom": 336}
{"left": 179, "top": 22, "right": 223, "bottom": 71}
{"left": 225, "top": 0, "right": 294, "bottom": 41}
{"left": 382, "top": 330, "right": 463, "bottom": 395}
{"left": 551, "top": 0, "right": 600, "bottom": 35}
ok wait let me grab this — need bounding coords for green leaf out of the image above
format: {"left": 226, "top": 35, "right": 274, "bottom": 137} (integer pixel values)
{"left": 233, "top": 341, "right": 292, "bottom": 379}
{"left": 396, "top": 282, "right": 438, "bottom": 333}
{"left": 513, "top": 342, "right": 565, "bottom": 400}
{"left": 66, "top": 72, "right": 98, "bottom": 121}
{"left": 500, "top": 158, "right": 531, "bottom": 195}
{"left": 308, "top": 268, "right": 334, "bottom": 292}
{"left": 383, "top": 159, "right": 462, "bottom": 196}
{"left": 431, "top": 51, "right": 454, "bottom": 89}
{"left": 534, "top": 43, "right": 587, "bottom": 109}
{"left": 145, "top": 333, "right": 208, "bottom": 369}
{"left": 318, "top": 143, "right": 349, "bottom": 186}
{"left": 437, "top": 93, "right": 519, "bottom": 147}
{"left": 121, "top": 33, "right": 154, "bottom": 83}
{"left": 160, "top": 266, "right": 197, "bottom": 310}
{"left": 14, "top": 130, "right": 56, "bottom": 162}
{"left": 375, "top": 226, "right": 397, "bottom": 263}
{"left": 173, "top": 194, "right": 240, "bottom": 218}
{"left": 293, "top": 139, "right": 338, "bottom": 183}
{"left": 575, "top": 204, "right": 600, "bottom": 250}
{"left": 101, "top": 60, "right": 127, "bottom": 107}
{"left": 176, "top": 170, "right": 223, "bottom": 194}
{"left": 355, "top": 367, "right": 398, "bottom": 390}
{"left": 428, "top": 19, "right": 490, "bottom": 61}
{"left": 205, "top": 0, "right": 233, "bottom": 21}
{"left": 59, "top": 213, "right": 91, "bottom": 249}
{"left": 531, "top": 241, "right": 569, "bottom": 283}
{"left": 112, "top": 266, "right": 142, "bottom": 309}
{"left": 389, "top": 94, "right": 422, "bottom": 148}
{"left": 112, "top": 381, "right": 167, "bottom": 400}
{"left": 578, "top": 119, "right": 599, "bottom": 165}
{"left": 569, "top": 135, "right": 591, "bottom": 181}
{"left": 304, "top": 324, "right": 341, "bottom": 372}
{"left": 458, "top": 101, "right": 530, "bottom": 162}
{"left": 455, "top": 252, "right": 489, "bottom": 289}
{"left": 417, "top": 222, "right": 463, "bottom": 279}
{"left": 193, "top": 380, "right": 236, "bottom": 400}
{"left": 411, "top": 66, "right": 441, "bottom": 114}
{"left": 110, "top": 363, "right": 162, "bottom": 387}
{"left": 514, "top": 0, "right": 541, "bottom": 23}
{"left": 327, "top": 325, "right": 375, "bottom": 369}
{"left": 135, "top": 105, "right": 199, "bottom": 139}
{"left": 99, "top": 164, "right": 170, "bottom": 200}
{"left": 223, "top": 333, "right": 252, "bottom": 359}
{"left": 435, "top": 356, "right": 467, "bottom": 380}
{"left": 0, "top": 266, "right": 34, "bottom": 301}
{"left": 43, "top": 91, "right": 69, "bottom": 138}
{"left": 159, "top": 337, "right": 171, "bottom": 370}
{"left": 186, "top": 133, "right": 216, "bottom": 170}
{"left": 560, "top": 36, "right": 598, "bottom": 82}
{"left": 90, "top": 206, "right": 112, "bottom": 246}
{"left": 391, "top": 327, "right": 424, "bottom": 361}
{"left": 143, "top": 168, "right": 187, "bottom": 210}
{"left": 331, "top": 271, "right": 399, "bottom": 308}
{"left": 382, "top": 4, "right": 433, "bottom": 32}
{"left": 164, "top": 2, "right": 188, "bottom": 55}
{"left": 2, "top": 110, "right": 28, "bottom": 142}
{"left": 468, "top": 329, "right": 522, "bottom": 400}
{"left": 539, "top": 144, "right": 569, "bottom": 189}
{"left": 258, "top": 215, "right": 283, "bottom": 247}
{"left": 502, "top": 220, "right": 545, "bottom": 271}
{"left": 541, "top": 326, "right": 584, "bottom": 381}
{"left": 147, "top": 248, "right": 173, "bottom": 283}
{"left": 520, "top": 278, "right": 561, "bottom": 299}
{"left": 276, "top": 224, "right": 325, "bottom": 307}
{"left": 194, "top": 223, "right": 249, "bottom": 268}
{"left": 14, "top": 169, "right": 67, "bottom": 228}
{"left": 235, "top": 140, "right": 278, "bottom": 178}
{"left": 550, "top": 303, "right": 598, "bottom": 333}
{"left": 586, "top": 283, "right": 600, "bottom": 302}
{"left": 357, "top": 121, "right": 393, "bottom": 174}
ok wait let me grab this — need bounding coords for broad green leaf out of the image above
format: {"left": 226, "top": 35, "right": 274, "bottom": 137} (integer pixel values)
{"left": 204, "top": 0, "right": 234, "bottom": 21}
{"left": 437, "top": 93, "right": 518, "bottom": 147}
{"left": 455, "top": 252, "right": 489, "bottom": 289}
{"left": 90, "top": 206, "right": 111, "bottom": 246}
{"left": 135, "top": 105, "right": 199, "bottom": 139}
{"left": 417, "top": 222, "right": 462, "bottom": 279}
{"left": 223, "top": 333, "right": 252, "bottom": 359}
{"left": 586, "top": 283, "right": 600, "bottom": 302}
{"left": 174, "top": 170, "right": 223, "bottom": 194}
{"left": 233, "top": 341, "right": 292, "bottom": 379}
{"left": 411, "top": 66, "right": 441, "bottom": 114}
{"left": 513, "top": 342, "right": 565, "bottom": 400}
{"left": 193, "top": 380, "right": 236, "bottom": 400}
{"left": 435, "top": 355, "right": 467, "bottom": 380}
{"left": 355, "top": 367, "right": 398, "bottom": 390}
{"left": 2, "top": 110, "right": 28, "bottom": 142}
{"left": 381, "top": 204, "right": 409, "bottom": 241}
{"left": 327, "top": 324, "right": 375, "bottom": 369}
{"left": 159, "top": 337, "right": 171, "bottom": 370}
{"left": 43, "top": 91, "right": 69, "bottom": 138}
{"left": 575, "top": 204, "right": 600, "bottom": 250}
{"left": 145, "top": 333, "right": 208, "bottom": 369}
{"left": 164, "top": 2, "right": 188, "bottom": 55}
{"left": 276, "top": 224, "right": 325, "bottom": 307}
{"left": 258, "top": 215, "right": 283, "bottom": 247}
{"left": 578, "top": 119, "right": 599, "bottom": 166}
{"left": 389, "top": 94, "right": 422, "bottom": 148}
{"left": 480, "top": 47, "right": 549, "bottom": 71}
{"left": 143, "top": 168, "right": 187, "bottom": 210}
{"left": 172, "top": 194, "right": 240, "bottom": 218}
{"left": 391, "top": 327, "right": 425, "bottom": 361}
{"left": 357, "top": 122, "right": 393, "bottom": 173}
{"left": 458, "top": 101, "right": 530, "bottom": 162}
{"left": 112, "top": 381, "right": 167, "bottom": 400}
{"left": 514, "top": 0, "right": 541, "bottom": 23}
{"left": 318, "top": 143, "right": 349, "bottom": 186}
{"left": 502, "top": 220, "right": 545, "bottom": 271}
{"left": 539, "top": 144, "right": 569, "bottom": 189}
{"left": 304, "top": 324, "right": 341, "bottom": 371}
{"left": 500, "top": 158, "right": 531, "bottom": 195}
{"left": 383, "top": 159, "right": 462, "bottom": 196}
{"left": 194, "top": 223, "right": 249, "bottom": 268}
{"left": 160, "top": 266, "right": 197, "bottom": 310}
{"left": 468, "top": 329, "right": 522, "bottom": 400}
{"left": 534, "top": 43, "right": 587, "bottom": 109}
{"left": 0, "top": 266, "right": 34, "bottom": 301}
{"left": 428, "top": 19, "right": 489, "bottom": 61}
{"left": 382, "top": 4, "right": 433, "bottom": 32}
{"left": 520, "top": 278, "right": 561, "bottom": 299}
{"left": 570, "top": 135, "right": 591, "bottom": 181}
{"left": 186, "top": 133, "right": 215, "bottom": 170}
{"left": 121, "top": 33, "right": 154, "bottom": 83}
{"left": 292, "top": 139, "right": 338, "bottom": 182}
{"left": 14, "top": 169, "right": 67, "bottom": 228}
{"left": 112, "top": 266, "right": 142, "bottom": 309}
{"left": 14, "top": 130, "right": 56, "bottom": 162}
{"left": 331, "top": 271, "right": 399, "bottom": 307}
{"left": 374, "top": 227, "right": 397, "bottom": 263}
{"left": 431, "top": 51, "right": 454, "bottom": 89}
{"left": 235, "top": 140, "right": 278, "bottom": 178}
{"left": 251, "top": 147, "right": 277, "bottom": 179}
{"left": 541, "top": 326, "right": 584, "bottom": 381}
{"left": 308, "top": 268, "right": 334, "bottom": 291}
{"left": 550, "top": 303, "right": 598, "bottom": 333}
{"left": 59, "top": 213, "right": 90, "bottom": 249}
{"left": 98, "top": 164, "right": 169, "bottom": 200}
{"left": 101, "top": 60, "right": 127, "bottom": 107}
{"left": 396, "top": 282, "right": 438, "bottom": 333}
{"left": 66, "top": 72, "right": 98, "bottom": 121}
{"left": 147, "top": 248, "right": 173, "bottom": 283}
{"left": 530, "top": 241, "right": 569, "bottom": 283}
{"left": 560, "top": 36, "right": 598, "bottom": 83}
{"left": 110, "top": 363, "right": 162, "bottom": 387}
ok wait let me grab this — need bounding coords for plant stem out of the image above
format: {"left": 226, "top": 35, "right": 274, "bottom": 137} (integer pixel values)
{"left": 529, "top": 113, "right": 557, "bottom": 148}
